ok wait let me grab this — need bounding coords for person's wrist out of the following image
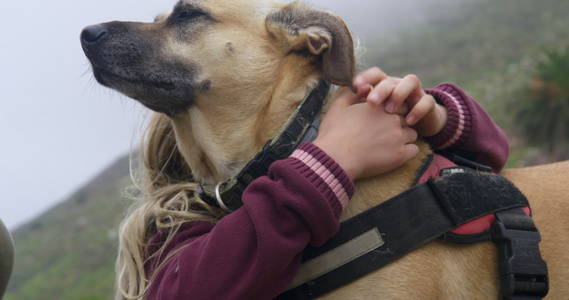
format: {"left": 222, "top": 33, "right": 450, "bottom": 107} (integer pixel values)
{"left": 434, "top": 104, "right": 448, "bottom": 136}
{"left": 313, "top": 138, "right": 357, "bottom": 180}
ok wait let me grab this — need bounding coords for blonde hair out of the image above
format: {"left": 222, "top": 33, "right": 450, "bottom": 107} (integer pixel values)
{"left": 116, "top": 113, "right": 226, "bottom": 300}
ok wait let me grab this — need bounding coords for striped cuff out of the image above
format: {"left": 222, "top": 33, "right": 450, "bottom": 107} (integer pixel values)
{"left": 285, "top": 143, "right": 354, "bottom": 213}
{"left": 424, "top": 83, "right": 472, "bottom": 150}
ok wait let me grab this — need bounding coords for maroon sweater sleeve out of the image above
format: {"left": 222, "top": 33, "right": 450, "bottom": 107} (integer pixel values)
{"left": 144, "top": 143, "right": 354, "bottom": 300}
{"left": 424, "top": 83, "right": 510, "bottom": 172}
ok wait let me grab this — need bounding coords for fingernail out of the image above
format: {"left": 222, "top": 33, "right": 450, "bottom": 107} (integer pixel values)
{"left": 368, "top": 93, "right": 379, "bottom": 104}
{"left": 406, "top": 115, "right": 416, "bottom": 125}
{"left": 385, "top": 101, "right": 395, "bottom": 113}
{"left": 354, "top": 75, "right": 364, "bottom": 86}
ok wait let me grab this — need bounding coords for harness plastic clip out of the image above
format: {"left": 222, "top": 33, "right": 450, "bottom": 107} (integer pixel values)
{"left": 491, "top": 208, "right": 549, "bottom": 299}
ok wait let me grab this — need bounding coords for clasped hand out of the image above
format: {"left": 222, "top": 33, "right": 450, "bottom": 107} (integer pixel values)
{"left": 313, "top": 67, "right": 448, "bottom": 180}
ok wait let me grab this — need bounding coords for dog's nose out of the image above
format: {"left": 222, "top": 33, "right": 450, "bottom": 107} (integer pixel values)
{"left": 80, "top": 24, "right": 108, "bottom": 46}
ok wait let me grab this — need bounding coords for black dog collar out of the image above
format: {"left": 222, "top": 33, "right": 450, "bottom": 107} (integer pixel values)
{"left": 197, "top": 78, "right": 332, "bottom": 212}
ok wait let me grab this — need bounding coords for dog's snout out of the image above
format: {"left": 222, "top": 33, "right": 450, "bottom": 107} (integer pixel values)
{"left": 81, "top": 24, "right": 108, "bottom": 46}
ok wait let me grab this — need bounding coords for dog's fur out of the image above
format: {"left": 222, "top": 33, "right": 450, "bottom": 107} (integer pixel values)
{"left": 81, "top": 0, "right": 569, "bottom": 298}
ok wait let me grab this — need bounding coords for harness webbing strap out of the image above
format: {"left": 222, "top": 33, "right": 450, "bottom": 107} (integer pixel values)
{"left": 276, "top": 170, "right": 544, "bottom": 300}
{"left": 197, "top": 78, "right": 331, "bottom": 212}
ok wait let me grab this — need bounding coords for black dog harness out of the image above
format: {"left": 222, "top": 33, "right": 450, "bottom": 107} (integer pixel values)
{"left": 276, "top": 158, "right": 549, "bottom": 300}
{"left": 197, "top": 79, "right": 549, "bottom": 299}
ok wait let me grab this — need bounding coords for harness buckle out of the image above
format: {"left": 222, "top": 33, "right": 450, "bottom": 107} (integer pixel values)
{"left": 491, "top": 209, "right": 549, "bottom": 299}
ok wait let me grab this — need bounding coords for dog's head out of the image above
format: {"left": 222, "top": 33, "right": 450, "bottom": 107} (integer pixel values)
{"left": 81, "top": 0, "right": 356, "bottom": 184}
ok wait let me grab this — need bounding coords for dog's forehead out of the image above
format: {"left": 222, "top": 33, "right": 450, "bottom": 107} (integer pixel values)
{"left": 180, "top": 0, "right": 280, "bottom": 20}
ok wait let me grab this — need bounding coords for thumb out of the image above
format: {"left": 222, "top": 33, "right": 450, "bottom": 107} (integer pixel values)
{"left": 331, "top": 84, "right": 372, "bottom": 109}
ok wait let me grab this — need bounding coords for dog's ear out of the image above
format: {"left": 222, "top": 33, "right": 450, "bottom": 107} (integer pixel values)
{"left": 266, "top": 2, "right": 355, "bottom": 88}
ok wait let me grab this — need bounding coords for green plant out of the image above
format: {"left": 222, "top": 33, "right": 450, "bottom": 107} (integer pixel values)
{"left": 511, "top": 47, "right": 569, "bottom": 161}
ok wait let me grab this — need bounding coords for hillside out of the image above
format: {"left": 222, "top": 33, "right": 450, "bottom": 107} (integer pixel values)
{"left": 5, "top": 1, "right": 569, "bottom": 299}
{"left": 365, "top": 0, "right": 569, "bottom": 135}
{"left": 4, "top": 155, "right": 132, "bottom": 300}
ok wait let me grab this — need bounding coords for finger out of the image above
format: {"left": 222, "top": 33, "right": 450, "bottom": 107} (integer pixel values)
{"left": 399, "top": 115, "right": 407, "bottom": 127}
{"left": 353, "top": 67, "right": 388, "bottom": 90}
{"left": 404, "top": 143, "right": 420, "bottom": 160}
{"left": 395, "top": 102, "right": 409, "bottom": 116}
{"left": 406, "top": 95, "right": 436, "bottom": 126}
{"left": 367, "top": 77, "right": 400, "bottom": 106}
{"left": 386, "top": 74, "right": 422, "bottom": 114}
{"left": 333, "top": 85, "right": 372, "bottom": 108}
{"left": 402, "top": 126, "right": 418, "bottom": 143}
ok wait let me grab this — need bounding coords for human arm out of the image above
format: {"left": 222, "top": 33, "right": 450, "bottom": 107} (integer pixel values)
{"left": 144, "top": 86, "right": 419, "bottom": 300}
{"left": 423, "top": 82, "right": 509, "bottom": 172}
{"left": 145, "top": 144, "right": 354, "bottom": 300}
{"left": 353, "top": 67, "right": 509, "bottom": 173}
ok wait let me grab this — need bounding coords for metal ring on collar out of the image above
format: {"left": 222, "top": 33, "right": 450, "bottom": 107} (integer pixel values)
{"left": 215, "top": 182, "right": 233, "bottom": 213}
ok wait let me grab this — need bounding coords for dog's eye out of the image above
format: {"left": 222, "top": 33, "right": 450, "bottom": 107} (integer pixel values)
{"left": 169, "top": 9, "right": 208, "bottom": 24}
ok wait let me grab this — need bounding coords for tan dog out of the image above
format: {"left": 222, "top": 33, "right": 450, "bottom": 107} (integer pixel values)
{"left": 81, "top": 0, "right": 569, "bottom": 298}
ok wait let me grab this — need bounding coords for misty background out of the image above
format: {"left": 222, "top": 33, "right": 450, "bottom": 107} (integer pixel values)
{"left": 0, "top": 0, "right": 444, "bottom": 231}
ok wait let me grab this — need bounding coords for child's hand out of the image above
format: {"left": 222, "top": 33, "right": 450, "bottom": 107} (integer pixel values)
{"left": 314, "top": 85, "right": 418, "bottom": 180}
{"left": 353, "top": 67, "right": 448, "bottom": 137}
